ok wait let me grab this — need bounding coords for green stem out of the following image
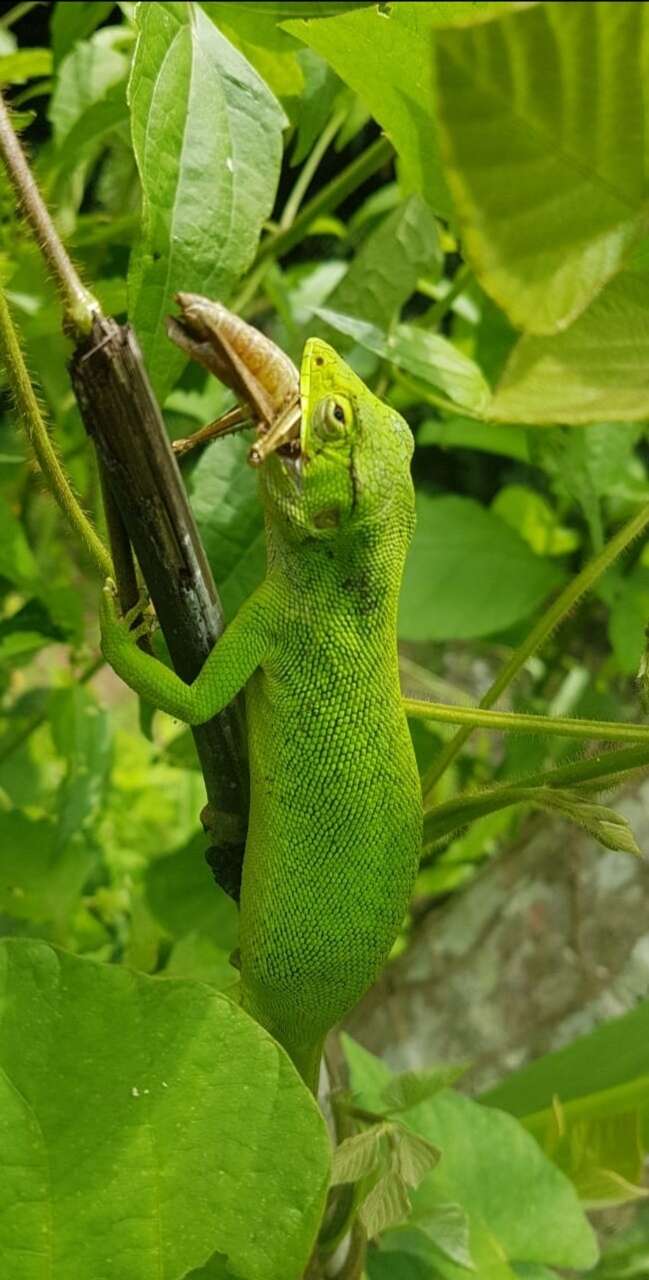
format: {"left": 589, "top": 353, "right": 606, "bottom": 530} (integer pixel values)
{"left": 280, "top": 109, "right": 346, "bottom": 232}
{"left": 0, "top": 0, "right": 40, "bottom": 27}
{"left": 422, "top": 499, "right": 649, "bottom": 800}
{"left": 0, "top": 289, "right": 112, "bottom": 578}
{"left": 0, "top": 93, "right": 97, "bottom": 336}
{"left": 403, "top": 696, "right": 649, "bottom": 745}
{"left": 256, "top": 134, "right": 393, "bottom": 263}
{"left": 419, "top": 262, "right": 472, "bottom": 329}
{"left": 422, "top": 744, "right": 649, "bottom": 852}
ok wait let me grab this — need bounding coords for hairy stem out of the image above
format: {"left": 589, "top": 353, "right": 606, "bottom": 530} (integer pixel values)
{"left": 422, "top": 500, "right": 649, "bottom": 799}
{"left": 0, "top": 92, "right": 97, "bottom": 336}
{"left": 422, "top": 743, "right": 649, "bottom": 853}
{"left": 403, "top": 696, "right": 649, "bottom": 744}
{"left": 0, "top": 288, "right": 112, "bottom": 578}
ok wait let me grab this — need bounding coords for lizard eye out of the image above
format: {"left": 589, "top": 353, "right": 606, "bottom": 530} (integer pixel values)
{"left": 313, "top": 395, "right": 353, "bottom": 441}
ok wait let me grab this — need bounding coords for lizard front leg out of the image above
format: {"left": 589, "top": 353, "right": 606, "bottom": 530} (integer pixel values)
{"left": 100, "top": 578, "right": 272, "bottom": 725}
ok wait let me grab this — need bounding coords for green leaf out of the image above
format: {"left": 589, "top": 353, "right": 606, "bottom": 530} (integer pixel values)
{"left": 491, "top": 486, "right": 580, "bottom": 557}
{"left": 331, "top": 1125, "right": 388, "bottom": 1185}
{"left": 186, "top": 1254, "right": 239, "bottom": 1280}
{"left": 418, "top": 416, "right": 529, "bottom": 461}
{"left": 343, "top": 1038, "right": 598, "bottom": 1272}
{"left": 608, "top": 566, "right": 649, "bottom": 675}
{"left": 367, "top": 1250, "right": 437, "bottom": 1280}
{"left": 290, "top": 48, "right": 340, "bottom": 165}
{"left": 49, "top": 28, "right": 129, "bottom": 148}
{"left": 490, "top": 267, "right": 649, "bottom": 424}
{"left": 285, "top": 5, "right": 519, "bottom": 218}
{"left": 413, "top": 1203, "right": 475, "bottom": 1271}
{"left": 128, "top": 1, "right": 285, "bottom": 398}
{"left": 399, "top": 494, "right": 564, "bottom": 641}
{"left": 164, "top": 932, "right": 239, "bottom": 992}
{"left": 0, "top": 49, "right": 52, "bottom": 84}
{"left": 316, "top": 308, "right": 490, "bottom": 414}
{"left": 394, "top": 1128, "right": 440, "bottom": 1188}
{"left": 202, "top": 2, "right": 305, "bottom": 103}
{"left": 342, "top": 1031, "right": 392, "bottom": 1114}
{"left": 50, "top": 685, "right": 112, "bottom": 852}
{"left": 145, "top": 831, "right": 239, "bottom": 948}
{"left": 189, "top": 434, "right": 265, "bottom": 618}
{"left": 360, "top": 1169, "right": 413, "bottom": 1240}
{"left": 325, "top": 196, "right": 442, "bottom": 331}
{"left": 514, "top": 1269, "right": 561, "bottom": 1280}
{"left": 240, "top": 2, "right": 375, "bottom": 15}
{"left": 590, "top": 1203, "right": 649, "bottom": 1278}
{"left": 435, "top": 3, "right": 649, "bottom": 335}
{"left": 0, "top": 598, "right": 67, "bottom": 662}
{"left": 0, "top": 939, "right": 330, "bottom": 1280}
{"left": 483, "top": 998, "right": 649, "bottom": 1119}
{"left": 0, "top": 494, "right": 38, "bottom": 590}
{"left": 529, "top": 424, "right": 644, "bottom": 550}
{"left": 54, "top": 80, "right": 129, "bottom": 171}
{"left": 50, "top": 1, "right": 115, "bottom": 67}
{"left": 410, "top": 1090, "right": 597, "bottom": 1271}
{"left": 526, "top": 788, "right": 641, "bottom": 856}
{"left": 483, "top": 1001, "right": 649, "bottom": 1208}
{"left": 0, "top": 810, "right": 92, "bottom": 923}
{"left": 381, "top": 1066, "right": 467, "bottom": 1115}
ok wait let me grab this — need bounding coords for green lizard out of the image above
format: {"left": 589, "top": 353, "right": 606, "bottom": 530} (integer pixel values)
{"left": 100, "top": 332, "right": 422, "bottom": 1090}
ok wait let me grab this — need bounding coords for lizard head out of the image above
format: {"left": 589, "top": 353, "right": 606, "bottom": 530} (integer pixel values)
{"left": 261, "top": 338, "right": 414, "bottom": 542}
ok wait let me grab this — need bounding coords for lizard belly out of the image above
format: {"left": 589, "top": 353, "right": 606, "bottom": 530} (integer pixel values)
{"left": 238, "top": 664, "right": 422, "bottom": 1051}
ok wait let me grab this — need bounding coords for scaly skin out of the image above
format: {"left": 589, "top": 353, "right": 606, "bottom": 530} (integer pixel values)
{"left": 100, "top": 339, "right": 423, "bottom": 1088}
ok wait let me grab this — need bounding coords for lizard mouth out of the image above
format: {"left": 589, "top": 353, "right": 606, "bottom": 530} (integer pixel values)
{"left": 249, "top": 407, "right": 302, "bottom": 469}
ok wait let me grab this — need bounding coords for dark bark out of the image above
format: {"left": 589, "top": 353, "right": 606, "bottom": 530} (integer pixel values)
{"left": 70, "top": 314, "right": 248, "bottom": 898}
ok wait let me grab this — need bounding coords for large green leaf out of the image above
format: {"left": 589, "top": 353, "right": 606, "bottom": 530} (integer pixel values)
{"left": 285, "top": 4, "right": 528, "bottom": 216}
{"left": 284, "top": 5, "right": 449, "bottom": 215}
{"left": 343, "top": 1037, "right": 598, "bottom": 1276}
{"left": 399, "top": 494, "right": 564, "bottom": 641}
{"left": 128, "top": 1, "right": 285, "bottom": 397}
{"left": 435, "top": 3, "right": 649, "bottom": 335}
{"left": 201, "top": 2, "right": 305, "bottom": 103}
{"left": 316, "top": 308, "right": 490, "bottom": 414}
{"left": 237, "top": 3, "right": 374, "bottom": 14}
{"left": 0, "top": 940, "right": 330, "bottom": 1280}
{"left": 490, "top": 267, "right": 649, "bottom": 423}
{"left": 482, "top": 998, "right": 649, "bottom": 1119}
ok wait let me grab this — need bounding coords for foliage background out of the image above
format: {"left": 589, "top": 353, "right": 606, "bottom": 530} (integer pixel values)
{"left": 1, "top": 2, "right": 649, "bottom": 1278}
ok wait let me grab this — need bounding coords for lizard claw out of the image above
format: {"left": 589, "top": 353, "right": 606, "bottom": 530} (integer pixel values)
{"left": 123, "top": 589, "right": 151, "bottom": 631}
